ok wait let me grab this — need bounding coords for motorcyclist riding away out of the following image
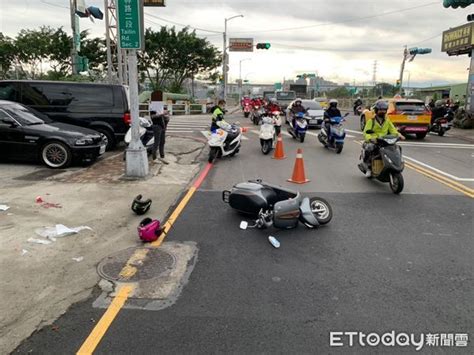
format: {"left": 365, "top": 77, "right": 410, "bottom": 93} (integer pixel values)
{"left": 362, "top": 100, "right": 405, "bottom": 177}
{"left": 430, "top": 100, "right": 447, "bottom": 125}
{"left": 290, "top": 98, "right": 307, "bottom": 128}
{"left": 211, "top": 100, "right": 227, "bottom": 132}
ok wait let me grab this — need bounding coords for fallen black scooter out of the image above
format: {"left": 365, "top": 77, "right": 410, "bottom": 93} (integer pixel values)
{"left": 222, "top": 180, "right": 332, "bottom": 229}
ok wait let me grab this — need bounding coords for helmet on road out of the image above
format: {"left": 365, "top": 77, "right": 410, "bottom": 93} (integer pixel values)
{"left": 131, "top": 194, "right": 152, "bottom": 215}
{"left": 137, "top": 218, "right": 163, "bottom": 243}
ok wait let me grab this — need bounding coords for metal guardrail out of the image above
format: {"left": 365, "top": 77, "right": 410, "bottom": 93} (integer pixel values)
{"left": 139, "top": 103, "right": 207, "bottom": 117}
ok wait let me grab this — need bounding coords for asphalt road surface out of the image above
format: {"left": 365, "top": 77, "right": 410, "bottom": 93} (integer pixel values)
{"left": 15, "top": 111, "right": 473, "bottom": 354}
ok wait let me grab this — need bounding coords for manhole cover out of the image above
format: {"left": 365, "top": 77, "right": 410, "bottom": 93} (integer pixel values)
{"left": 97, "top": 247, "right": 176, "bottom": 283}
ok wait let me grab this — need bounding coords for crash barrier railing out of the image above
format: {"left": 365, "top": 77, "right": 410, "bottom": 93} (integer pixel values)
{"left": 139, "top": 103, "right": 208, "bottom": 117}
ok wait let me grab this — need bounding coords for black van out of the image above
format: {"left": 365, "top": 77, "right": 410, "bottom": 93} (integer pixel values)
{"left": 0, "top": 80, "right": 130, "bottom": 150}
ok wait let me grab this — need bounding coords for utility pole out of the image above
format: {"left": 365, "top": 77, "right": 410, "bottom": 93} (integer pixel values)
{"left": 70, "top": 0, "right": 78, "bottom": 75}
{"left": 398, "top": 46, "right": 408, "bottom": 94}
{"left": 222, "top": 15, "right": 244, "bottom": 102}
{"left": 372, "top": 60, "right": 377, "bottom": 96}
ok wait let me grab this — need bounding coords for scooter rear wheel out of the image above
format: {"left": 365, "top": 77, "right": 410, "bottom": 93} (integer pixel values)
{"left": 262, "top": 140, "right": 271, "bottom": 155}
{"left": 309, "top": 197, "right": 333, "bottom": 225}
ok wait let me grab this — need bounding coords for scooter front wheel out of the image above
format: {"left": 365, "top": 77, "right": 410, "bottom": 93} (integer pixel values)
{"left": 208, "top": 147, "right": 218, "bottom": 163}
{"left": 299, "top": 133, "right": 305, "bottom": 143}
{"left": 335, "top": 143, "right": 344, "bottom": 154}
{"left": 309, "top": 197, "right": 333, "bottom": 225}
{"left": 389, "top": 172, "right": 404, "bottom": 194}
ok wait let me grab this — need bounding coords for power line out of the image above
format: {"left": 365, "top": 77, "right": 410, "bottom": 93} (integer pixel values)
{"left": 40, "top": 0, "right": 68, "bottom": 10}
{"left": 233, "top": 2, "right": 439, "bottom": 34}
{"left": 144, "top": 12, "right": 222, "bottom": 34}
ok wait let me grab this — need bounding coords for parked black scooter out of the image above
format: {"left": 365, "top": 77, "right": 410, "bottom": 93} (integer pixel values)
{"left": 358, "top": 134, "right": 405, "bottom": 194}
{"left": 429, "top": 113, "right": 452, "bottom": 137}
{"left": 222, "top": 179, "right": 333, "bottom": 229}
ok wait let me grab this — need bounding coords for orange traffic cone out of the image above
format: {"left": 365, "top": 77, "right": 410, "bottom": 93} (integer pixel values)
{"left": 272, "top": 134, "right": 286, "bottom": 160}
{"left": 288, "top": 148, "right": 310, "bottom": 184}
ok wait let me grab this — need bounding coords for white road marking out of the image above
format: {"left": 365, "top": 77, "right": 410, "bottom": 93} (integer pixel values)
{"left": 400, "top": 142, "right": 474, "bottom": 149}
{"left": 167, "top": 130, "right": 194, "bottom": 133}
{"left": 346, "top": 129, "right": 363, "bottom": 135}
{"left": 404, "top": 156, "right": 474, "bottom": 182}
{"left": 305, "top": 131, "right": 355, "bottom": 138}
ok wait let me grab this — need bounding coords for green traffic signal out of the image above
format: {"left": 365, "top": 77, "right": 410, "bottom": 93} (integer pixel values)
{"left": 443, "top": 0, "right": 473, "bottom": 8}
{"left": 256, "top": 43, "right": 271, "bottom": 50}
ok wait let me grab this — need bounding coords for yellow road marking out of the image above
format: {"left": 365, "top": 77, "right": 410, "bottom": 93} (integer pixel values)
{"left": 405, "top": 162, "right": 474, "bottom": 198}
{"left": 118, "top": 248, "right": 150, "bottom": 279}
{"left": 151, "top": 186, "right": 197, "bottom": 247}
{"left": 76, "top": 284, "right": 134, "bottom": 355}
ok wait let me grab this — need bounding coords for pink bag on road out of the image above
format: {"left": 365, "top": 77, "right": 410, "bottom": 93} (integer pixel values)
{"left": 138, "top": 218, "right": 163, "bottom": 243}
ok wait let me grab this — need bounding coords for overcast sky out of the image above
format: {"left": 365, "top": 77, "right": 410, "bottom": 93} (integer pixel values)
{"left": 0, "top": 0, "right": 472, "bottom": 87}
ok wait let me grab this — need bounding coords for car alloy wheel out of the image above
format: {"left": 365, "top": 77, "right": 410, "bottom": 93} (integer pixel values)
{"left": 41, "top": 142, "right": 71, "bottom": 168}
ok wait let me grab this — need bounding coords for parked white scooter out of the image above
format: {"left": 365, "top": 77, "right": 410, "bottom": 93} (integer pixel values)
{"left": 208, "top": 121, "right": 242, "bottom": 163}
{"left": 124, "top": 116, "right": 154, "bottom": 159}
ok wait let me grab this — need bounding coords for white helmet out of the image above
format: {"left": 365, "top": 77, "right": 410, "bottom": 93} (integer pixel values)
{"left": 329, "top": 99, "right": 338, "bottom": 105}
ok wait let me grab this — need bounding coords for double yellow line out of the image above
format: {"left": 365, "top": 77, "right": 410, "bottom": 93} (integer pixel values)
{"left": 405, "top": 161, "right": 474, "bottom": 198}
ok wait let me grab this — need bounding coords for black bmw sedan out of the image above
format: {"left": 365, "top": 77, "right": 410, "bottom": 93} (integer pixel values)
{"left": 0, "top": 100, "right": 106, "bottom": 168}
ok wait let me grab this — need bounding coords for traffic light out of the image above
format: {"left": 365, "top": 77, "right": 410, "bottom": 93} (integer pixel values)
{"left": 256, "top": 43, "right": 271, "bottom": 50}
{"left": 408, "top": 47, "right": 432, "bottom": 55}
{"left": 443, "top": 0, "right": 473, "bottom": 8}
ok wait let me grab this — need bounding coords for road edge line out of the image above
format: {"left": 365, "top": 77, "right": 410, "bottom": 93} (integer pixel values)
{"left": 76, "top": 285, "right": 134, "bottom": 355}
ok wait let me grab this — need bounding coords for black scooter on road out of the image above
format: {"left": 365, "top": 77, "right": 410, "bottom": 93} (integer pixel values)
{"left": 358, "top": 134, "right": 405, "bottom": 194}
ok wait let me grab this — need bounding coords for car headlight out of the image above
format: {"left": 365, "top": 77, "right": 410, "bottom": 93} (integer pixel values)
{"left": 75, "top": 138, "right": 94, "bottom": 146}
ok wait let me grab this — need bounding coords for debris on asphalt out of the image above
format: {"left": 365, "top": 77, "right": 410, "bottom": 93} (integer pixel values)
{"left": 0, "top": 204, "right": 10, "bottom": 211}
{"left": 21, "top": 249, "right": 29, "bottom": 256}
{"left": 239, "top": 221, "right": 248, "bottom": 230}
{"left": 268, "top": 236, "right": 280, "bottom": 249}
{"left": 40, "top": 202, "right": 62, "bottom": 209}
{"left": 72, "top": 256, "right": 84, "bottom": 262}
{"left": 35, "top": 224, "right": 92, "bottom": 240}
{"left": 27, "top": 238, "right": 52, "bottom": 245}
{"left": 35, "top": 196, "right": 44, "bottom": 203}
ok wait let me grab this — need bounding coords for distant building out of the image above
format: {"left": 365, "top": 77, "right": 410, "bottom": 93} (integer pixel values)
{"left": 413, "top": 83, "right": 467, "bottom": 103}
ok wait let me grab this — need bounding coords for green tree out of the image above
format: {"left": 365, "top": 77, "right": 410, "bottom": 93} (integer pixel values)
{"left": 139, "top": 27, "right": 221, "bottom": 92}
{"left": 14, "top": 26, "right": 71, "bottom": 79}
{"left": 327, "top": 87, "right": 350, "bottom": 98}
{"left": 0, "top": 33, "right": 15, "bottom": 79}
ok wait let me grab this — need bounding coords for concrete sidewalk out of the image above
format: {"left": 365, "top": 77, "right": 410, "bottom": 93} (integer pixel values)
{"left": 0, "top": 137, "right": 206, "bottom": 353}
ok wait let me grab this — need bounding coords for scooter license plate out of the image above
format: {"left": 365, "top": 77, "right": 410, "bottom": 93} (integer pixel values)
{"left": 441, "top": 123, "right": 449, "bottom": 128}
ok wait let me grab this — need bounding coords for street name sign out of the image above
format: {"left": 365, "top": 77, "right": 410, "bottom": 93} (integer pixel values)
{"left": 117, "top": 0, "right": 144, "bottom": 49}
{"left": 229, "top": 38, "right": 254, "bottom": 52}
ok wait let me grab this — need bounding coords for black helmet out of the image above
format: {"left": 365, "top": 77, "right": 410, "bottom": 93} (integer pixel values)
{"left": 131, "top": 194, "right": 152, "bottom": 215}
{"left": 374, "top": 100, "right": 388, "bottom": 113}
